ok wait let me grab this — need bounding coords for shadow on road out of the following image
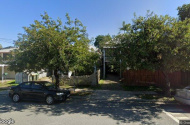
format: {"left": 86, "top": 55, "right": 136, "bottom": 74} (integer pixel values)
{"left": 0, "top": 93, "right": 166, "bottom": 125}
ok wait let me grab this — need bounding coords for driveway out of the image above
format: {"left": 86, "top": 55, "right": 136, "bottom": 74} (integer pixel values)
{"left": 0, "top": 90, "right": 178, "bottom": 125}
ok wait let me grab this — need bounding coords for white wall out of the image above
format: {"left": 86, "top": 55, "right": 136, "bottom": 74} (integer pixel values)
{"left": 0, "top": 66, "right": 15, "bottom": 79}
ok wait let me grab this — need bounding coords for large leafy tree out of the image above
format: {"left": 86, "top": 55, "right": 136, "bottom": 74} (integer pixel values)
{"left": 9, "top": 12, "right": 99, "bottom": 88}
{"left": 177, "top": 3, "right": 190, "bottom": 21}
{"left": 116, "top": 12, "right": 190, "bottom": 96}
{"left": 94, "top": 35, "right": 112, "bottom": 50}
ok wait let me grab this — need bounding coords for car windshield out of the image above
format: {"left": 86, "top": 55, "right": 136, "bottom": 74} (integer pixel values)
{"left": 43, "top": 82, "right": 56, "bottom": 89}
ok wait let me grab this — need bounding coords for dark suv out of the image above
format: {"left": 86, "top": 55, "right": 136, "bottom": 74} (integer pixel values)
{"left": 9, "top": 81, "right": 70, "bottom": 105}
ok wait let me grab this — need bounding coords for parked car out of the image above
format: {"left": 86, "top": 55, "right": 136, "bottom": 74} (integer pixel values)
{"left": 9, "top": 81, "right": 70, "bottom": 105}
{"left": 174, "top": 86, "right": 190, "bottom": 105}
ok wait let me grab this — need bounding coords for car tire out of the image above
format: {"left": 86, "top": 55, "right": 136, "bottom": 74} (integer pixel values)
{"left": 12, "top": 94, "right": 20, "bottom": 103}
{"left": 46, "top": 95, "right": 54, "bottom": 105}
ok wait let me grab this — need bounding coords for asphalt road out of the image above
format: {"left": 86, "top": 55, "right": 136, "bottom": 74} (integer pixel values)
{"left": 0, "top": 91, "right": 178, "bottom": 125}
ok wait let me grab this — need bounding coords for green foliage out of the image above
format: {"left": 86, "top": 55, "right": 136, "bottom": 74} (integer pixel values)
{"left": 117, "top": 12, "right": 190, "bottom": 73}
{"left": 177, "top": 3, "right": 190, "bottom": 21}
{"left": 8, "top": 12, "right": 99, "bottom": 85}
{"left": 94, "top": 35, "right": 112, "bottom": 49}
{"left": 120, "top": 21, "right": 131, "bottom": 34}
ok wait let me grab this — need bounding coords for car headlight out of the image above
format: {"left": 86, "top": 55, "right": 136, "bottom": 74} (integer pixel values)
{"left": 56, "top": 93, "right": 64, "bottom": 95}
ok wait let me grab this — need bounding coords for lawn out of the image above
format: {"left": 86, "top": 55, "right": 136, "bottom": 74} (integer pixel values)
{"left": 60, "top": 79, "right": 104, "bottom": 90}
{"left": 0, "top": 80, "right": 18, "bottom": 90}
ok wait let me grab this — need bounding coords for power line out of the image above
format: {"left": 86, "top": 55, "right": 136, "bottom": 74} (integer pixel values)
{"left": 0, "top": 38, "right": 13, "bottom": 40}
{"left": 0, "top": 38, "right": 15, "bottom": 44}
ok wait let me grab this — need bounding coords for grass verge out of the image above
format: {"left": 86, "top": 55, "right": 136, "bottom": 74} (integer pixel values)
{"left": 0, "top": 80, "right": 18, "bottom": 88}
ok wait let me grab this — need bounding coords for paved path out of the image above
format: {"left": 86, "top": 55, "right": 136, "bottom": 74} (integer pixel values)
{"left": 101, "top": 74, "right": 123, "bottom": 90}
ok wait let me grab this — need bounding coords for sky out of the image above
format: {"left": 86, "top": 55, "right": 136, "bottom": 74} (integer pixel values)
{"left": 0, "top": 0, "right": 190, "bottom": 47}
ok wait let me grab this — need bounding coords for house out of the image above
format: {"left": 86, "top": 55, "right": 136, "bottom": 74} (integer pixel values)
{"left": 15, "top": 71, "right": 47, "bottom": 84}
{"left": 0, "top": 46, "right": 17, "bottom": 81}
{"left": 0, "top": 46, "right": 48, "bottom": 83}
{"left": 102, "top": 38, "right": 122, "bottom": 79}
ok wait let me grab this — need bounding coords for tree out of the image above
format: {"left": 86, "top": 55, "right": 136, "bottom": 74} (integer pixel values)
{"left": 116, "top": 12, "right": 190, "bottom": 96}
{"left": 9, "top": 12, "right": 99, "bottom": 89}
{"left": 0, "top": 44, "right": 2, "bottom": 49}
{"left": 120, "top": 21, "right": 131, "bottom": 34}
{"left": 94, "top": 35, "right": 112, "bottom": 50}
{"left": 177, "top": 3, "right": 190, "bottom": 21}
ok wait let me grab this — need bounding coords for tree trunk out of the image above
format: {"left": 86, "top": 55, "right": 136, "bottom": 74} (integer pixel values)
{"left": 54, "top": 69, "right": 60, "bottom": 90}
{"left": 162, "top": 71, "right": 171, "bottom": 97}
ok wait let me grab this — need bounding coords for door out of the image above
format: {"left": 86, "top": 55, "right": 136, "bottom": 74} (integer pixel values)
{"left": 31, "top": 82, "right": 45, "bottom": 100}
{"left": 20, "top": 82, "right": 32, "bottom": 99}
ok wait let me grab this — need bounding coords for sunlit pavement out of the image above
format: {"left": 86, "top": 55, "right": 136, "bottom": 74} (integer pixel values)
{"left": 0, "top": 90, "right": 180, "bottom": 125}
{"left": 161, "top": 103, "right": 190, "bottom": 124}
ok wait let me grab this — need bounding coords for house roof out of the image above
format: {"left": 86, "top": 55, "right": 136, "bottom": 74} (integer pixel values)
{"left": 89, "top": 45, "right": 98, "bottom": 51}
{"left": 0, "top": 46, "right": 17, "bottom": 53}
{"left": 102, "top": 37, "right": 121, "bottom": 49}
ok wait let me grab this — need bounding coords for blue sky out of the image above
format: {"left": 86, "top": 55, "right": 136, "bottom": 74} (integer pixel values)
{"left": 0, "top": 0, "right": 190, "bottom": 47}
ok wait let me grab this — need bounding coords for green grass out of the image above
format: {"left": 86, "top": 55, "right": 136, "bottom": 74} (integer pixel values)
{"left": 99, "top": 80, "right": 104, "bottom": 84}
{"left": 61, "top": 79, "right": 105, "bottom": 90}
{"left": 60, "top": 84, "right": 73, "bottom": 89}
{"left": 7, "top": 80, "right": 18, "bottom": 86}
{"left": 0, "top": 80, "right": 18, "bottom": 88}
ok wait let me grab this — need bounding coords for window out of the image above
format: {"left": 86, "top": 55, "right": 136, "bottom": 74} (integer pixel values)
{"left": 20, "top": 82, "right": 31, "bottom": 89}
{"left": 3, "top": 53, "right": 11, "bottom": 61}
{"left": 32, "top": 83, "right": 42, "bottom": 89}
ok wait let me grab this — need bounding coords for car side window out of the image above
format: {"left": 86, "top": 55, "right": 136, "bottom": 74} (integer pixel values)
{"left": 32, "top": 83, "right": 43, "bottom": 90}
{"left": 20, "top": 82, "right": 31, "bottom": 89}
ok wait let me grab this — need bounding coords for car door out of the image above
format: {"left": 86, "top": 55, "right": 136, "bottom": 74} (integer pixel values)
{"left": 20, "top": 82, "right": 32, "bottom": 99}
{"left": 31, "top": 82, "right": 45, "bottom": 100}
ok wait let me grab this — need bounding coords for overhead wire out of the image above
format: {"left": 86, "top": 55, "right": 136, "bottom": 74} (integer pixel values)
{"left": 0, "top": 38, "right": 15, "bottom": 44}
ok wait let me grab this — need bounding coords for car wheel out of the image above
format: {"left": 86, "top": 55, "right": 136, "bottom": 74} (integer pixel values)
{"left": 46, "top": 95, "right": 54, "bottom": 105}
{"left": 12, "top": 94, "right": 20, "bottom": 102}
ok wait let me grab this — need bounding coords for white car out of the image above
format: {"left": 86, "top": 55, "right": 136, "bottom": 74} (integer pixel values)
{"left": 174, "top": 86, "right": 190, "bottom": 105}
